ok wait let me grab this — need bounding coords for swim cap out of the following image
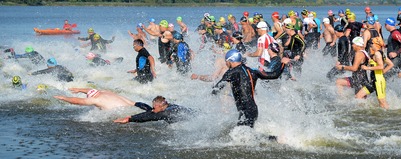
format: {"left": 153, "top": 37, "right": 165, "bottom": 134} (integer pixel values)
{"left": 137, "top": 23, "right": 143, "bottom": 28}
{"left": 225, "top": 49, "right": 242, "bottom": 62}
{"left": 243, "top": 11, "right": 249, "bottom": 17}
{"left": 323, "top": 18, "right": 330, "bottom": 24}
{"left": 204, "top": 13, "right": 210, "bottom": 18}
{"left": 168, "top": 23, "right": 174, "bottom": 28}
{"left": 288, "top": 10, "right": 295, "bottom": 17}
{"left": 345, "top": 9, "right": 351, "bottom": 15}
{"left": 308, "top": 13, "right": 314, "bottom": 18}
{"left": 295, "top": 11, "right": 299, "bottom": 17}
{"left": 248, "top": 17, "right": 254, "bottom": 24}
{"left": 272, "top": 12, "right": 279, "bottom": 19}
{"left": 385, "top": 17, "right": 396, "bottom": 26}
{"left": 348, "top": 13, "right": 356, "bottom": 21}
{"left": 311, "top": 11, "right": 316, "bottom": 18}
{"left": 176, "top": 16, "right": 182, "bottom": 22}
{"left": 253, "top": 12, "right": 259, "bottom": 16}
{"left": 301, "top": 9, "right": 308, "bottom": 16}
{"left": 366, "top": 16, "right": 375, "bottom": 25}
{"left": 173, "top": 32, "right": 183, "bottom": 40}
{"left": 352, "top": 36, "right": 364, "bottom": 47}
{"left": 47, "top": 57, "right": 57, "bottom": 67}
{"left": 159, "top": 20, "right": 168, "bottom": 28}
{"left": 36, "top": 84, "right": 48, "bottom": 91}
{"left": 328, "top": 10, "right": 333, "bottom": 15}
{"left": 149, "top": 18, "right": 155, "bottom": 23}
{"left": 365, "top": 6, "right": 371, "bottom": 12}
{"left": 88, "top": 28, "right": 94, "bottom": 33}
{"left": 256, "top": 21, "right": 268, "bottom": 30}
{"left": 240, "top": 16, "right": 247, "bottom": 22}
{"left": 253, "top": 14, "right": 261, "bottom": 20}
{"left": 93, "top": 34, "right": 100, "bottom": 40}
{"left": 209, "top": 16, "right": 215, "bottom": 22}
{"left": 334, "top": 24, "right": 344, "bottom": 32}
{"left": 338, "top": 9, "right": 344, "bottom": 14}
{"left": 12, "top": 76, "right": 22, "bottom": 86}
{"left": 219, "top": 17, "right": 225, "bottom": 22}
{"left": 25, "top": 46, "right": 34, "bottom": 53}
{"left": 86, "top": 52, "right": 96, "bottom": 60}
{"left": 283, "top": 18, "right": 292, "bottom": 25}
{"left": 269, "top": 43, "right": 280, "bottom": 54}
{"left": 227, "top": 14, "right": 233, "bottom": 20}
{"left": 87, "top": 89, "right": 99, "bottom": 98}
{"left": 232, "top": 31, "right": 243, "bottom": 40}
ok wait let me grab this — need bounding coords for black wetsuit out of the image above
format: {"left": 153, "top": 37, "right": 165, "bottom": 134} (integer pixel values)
{"left": 385, "top": 29, "right": 401, "bottom": 79}
{"left": 212, "top": 63, "right": 284, "bottom": 128}
{"left": 135, "top": 48, "right": 153, "bottom": 84}
{"left": 78, "top": 33, "right": 95, "bottom": 42}
{"left": 12, "top": 51, "right": 45, "bottom": 65}
{"left": 89, "top": 57, "right": 110, "bottom": 67}
{"left": 346, "top": 21, "right": 363, "bottom": 43}
{"left": 286, "top": 34, "right": 306, "bottom": 74}
{"left": 31, "top": 65, "right": 74, "bottom": 82}
{"left": 328, "top": 15, "right": 336, "bottom": 27}
{"left": 158, "top": 31, "right": 171, "bottom": 63}
{"left": 327, "top": 35, "right": 350, "bottom": 81}
{"left": 90, "top": 37, "right": 114, "bottom": 53}
{"left": 129, "top": 102, "right": 193, "bottom": 124}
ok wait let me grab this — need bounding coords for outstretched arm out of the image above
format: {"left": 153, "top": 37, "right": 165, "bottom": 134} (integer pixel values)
{"left": 53, "top": 96, "right": 93, "bottom": 106}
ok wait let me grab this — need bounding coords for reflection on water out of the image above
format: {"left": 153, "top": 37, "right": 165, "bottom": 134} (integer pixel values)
{"left": 1, "top": 6, "right": 401, "bottom": 158}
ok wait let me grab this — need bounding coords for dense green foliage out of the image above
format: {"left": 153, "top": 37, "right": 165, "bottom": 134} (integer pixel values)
{"left": 0, "top": 0, "right": 398, "bottom": 6}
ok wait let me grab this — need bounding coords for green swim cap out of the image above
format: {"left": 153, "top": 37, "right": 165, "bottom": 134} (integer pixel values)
{"left": 249, "top": 17, "right": 254, "bottom": 24}
{"left": 209, "top": 16, "right": 215, "bottom": 22}
{"left": 159, "top": 20, "right": 168, "bottom": 28}
{"left": 93, "top": 34, "right": 100, "bottom": 40}
{"left": 88, "top": 28, "right": 94, "bottom": 33}
{"left": 12, "top": 76, "right": 21, "bottom": 86}
{"left": 25, "top": 46, "right": 34, "bottom": 53}
{"left": 176, "top": 16, "right": 182, "bottom": 21}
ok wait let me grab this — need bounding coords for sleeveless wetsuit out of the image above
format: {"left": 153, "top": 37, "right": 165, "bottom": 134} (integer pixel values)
{"left": 362, "top": 52, "right": 386, "bottom": 99}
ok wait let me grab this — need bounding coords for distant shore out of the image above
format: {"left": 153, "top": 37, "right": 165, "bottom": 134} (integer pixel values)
{"left": 0, "top": 1, "right": 398, "bottom": 7}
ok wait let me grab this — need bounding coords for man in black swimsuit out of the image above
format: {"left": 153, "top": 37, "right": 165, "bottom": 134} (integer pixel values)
{"left": 212, "top": 49, "right": 289, "bottom": 128}
{"left": 114, "top": 96, "right": 193, "bottom": 124}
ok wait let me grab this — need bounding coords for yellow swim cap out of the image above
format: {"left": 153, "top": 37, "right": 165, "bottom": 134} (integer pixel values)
{"left": 93, "top": 34, "right": 100, "bottom": 40}
{"left": 88, "top": 28, "right": 94, "bottom": 33}
{"left": 219, "top": 17, "right": 225, "bottom": 22}
{"left": 348, "top": 13, "right": 356, "bottom": 20}
{"left": 288, "top": 10, "right": 295, "bottom": 17}
{"left": 227, "top": 14, "right": 233, "bottom": 20}
{"left": 312, "top": 11, "right": 316, "bottom": 18}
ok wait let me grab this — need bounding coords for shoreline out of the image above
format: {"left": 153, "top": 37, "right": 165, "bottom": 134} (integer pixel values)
{"left": 0, "top": 2, "right": 399, "bottom": 7}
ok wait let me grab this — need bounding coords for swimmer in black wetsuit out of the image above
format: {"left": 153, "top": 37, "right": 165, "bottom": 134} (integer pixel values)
{"left": 4, "top": 46, "right": 45, "bottom": 65}
{"left": 127, "top": 39, "right": 156, "bottom": 84}
{"left": 29, "top": 57, "right": 74, "bottom": 82}
{"left": 212, "top": 49, "right": 289, "bottom": 128}
{"left": 114, "top": 96, "right": 193, "bottom": 124}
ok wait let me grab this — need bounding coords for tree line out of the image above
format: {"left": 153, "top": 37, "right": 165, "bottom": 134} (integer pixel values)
{"left": 0, "top": 0, "right": 398, "bottom": 6}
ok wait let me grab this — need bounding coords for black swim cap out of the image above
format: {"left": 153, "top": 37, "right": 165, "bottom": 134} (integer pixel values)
{"left": 232, "top": 31, "right": 243, "bottom": 40}
{"left": 334, "top": 24, "right": 344, "bottom": 32}
{"left": 240, "top": 16, "right": 247, "bottom": 22}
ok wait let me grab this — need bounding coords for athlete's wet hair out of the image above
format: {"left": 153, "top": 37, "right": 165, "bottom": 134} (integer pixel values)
{"left": 133, "top": 39, "right": 144, "bottom": 47}
{"left": 153, "top": 96, "right": 167, "bottom": 104}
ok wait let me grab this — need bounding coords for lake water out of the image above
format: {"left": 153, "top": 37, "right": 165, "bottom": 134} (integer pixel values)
{"left": 1, "top": 5, "right": 401, "bottom": 158}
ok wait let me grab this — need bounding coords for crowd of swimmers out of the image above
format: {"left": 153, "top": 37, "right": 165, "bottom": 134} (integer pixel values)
{"left": 3, "top": 6, "right": 401, "bottom": 132}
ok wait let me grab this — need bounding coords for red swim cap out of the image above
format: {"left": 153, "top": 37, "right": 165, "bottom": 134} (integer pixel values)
{"left": 243, "top": 11, "right": 249, "bottom": 17}
{"left": 272, "top": 12, "right": 279, "bottom": 19}
{"left": 365, "top": 6, "right": 371, "bottom": 12}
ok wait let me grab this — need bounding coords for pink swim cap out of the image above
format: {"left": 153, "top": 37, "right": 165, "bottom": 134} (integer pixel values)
{"left": 86, "top": 52, "right": 96, "bottom": 60}
{"left": 87, "top": 89, "right": 99, "bottom": 98}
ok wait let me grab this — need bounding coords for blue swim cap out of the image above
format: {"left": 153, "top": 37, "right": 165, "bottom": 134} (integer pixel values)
{"left": 47, "top": 57, "right": 57, "bottom": 67}
{"left": 385, "top": 17, "right": 396, "bottom": 26}
{"left": 399, "top": 7, "right": 401, "bottom": 11}
{"left": 149, "top": 18, "right": 155, "bottom": 23}
{"left": 338, "top": 9, "right": 344, "bottom": 14}
{"left": 173, "top": 32, "right": 183, "bottom": 40}
{"left": 253, "top": 12, "right": 259, "bottom": 16}
{"left": 225, "top": 49, "right": 242, "bottom": 62}
{"left": 137, "top": 23, "right": 143, "bottom": 28}
{"left": 366, "top": 16, "right": 375, "bottom": 25}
